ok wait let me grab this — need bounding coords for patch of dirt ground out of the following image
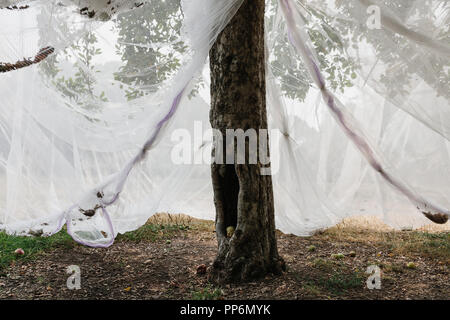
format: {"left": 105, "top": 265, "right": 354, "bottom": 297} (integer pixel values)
{"left": 0, "top": 216, "right": 448, "bottom": 300}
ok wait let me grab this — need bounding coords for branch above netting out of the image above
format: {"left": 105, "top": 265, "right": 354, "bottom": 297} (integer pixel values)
{"left": 1, "top": 1, "right": 148, "bottom": 20}
{"left": 0, "top": 46, "right": 54, "bottom": 73}
{"left": 77, "top": 1, "right": 145, "bottom": 20}
{"left": 1, "top": 4, "right": 29, "bottom": 10}
{"left": 0, "top": 0, "right": 33, "bottom": 9}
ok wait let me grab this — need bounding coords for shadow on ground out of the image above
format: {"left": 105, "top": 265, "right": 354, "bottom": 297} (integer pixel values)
{"left": 0, "top": 215, "right": 448, "bottom": 300}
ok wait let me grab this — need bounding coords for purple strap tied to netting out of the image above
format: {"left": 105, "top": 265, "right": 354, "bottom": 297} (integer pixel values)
{"left": 50, "top": 86, "right": 187, "bottom": 247}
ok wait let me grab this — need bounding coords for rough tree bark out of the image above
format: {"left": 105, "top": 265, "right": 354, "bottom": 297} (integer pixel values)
{"left": 209, "top": 0, "right": 285, "bottom": 283}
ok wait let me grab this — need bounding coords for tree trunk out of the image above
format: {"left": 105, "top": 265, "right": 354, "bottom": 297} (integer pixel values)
{"left": 209, "top": 0, "right": 285, "bottom": 283}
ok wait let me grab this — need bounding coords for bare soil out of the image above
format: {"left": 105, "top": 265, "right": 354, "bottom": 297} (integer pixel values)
{"left": 0, "top": 218, "right": 448, "bottom": 300}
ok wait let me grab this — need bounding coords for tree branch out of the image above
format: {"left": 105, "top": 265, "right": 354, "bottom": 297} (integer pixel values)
{"left": 0, "top": 46, "right": 54, "bottom": 73}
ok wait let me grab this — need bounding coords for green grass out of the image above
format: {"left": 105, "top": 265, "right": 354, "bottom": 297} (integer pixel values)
{"left": 302, "top": 282, "right": 322, "bottom": 297}
{"left": 191, "top": 284, "right": 223, "bottom": 300}
{"left": 312, "top": 258, "right": 336, "bottom": 272}
{"left": 317, "top": 227, "right": 449, "bottom": 264}
{"left": 317, "top": 271, "right": 364, "bottom": 295}
{"left": 116, "top": 223, "right": 189, "bottom": 243}
{"left": 0, "top": 230, "right": 73, "bottom": 273}
{"left": 0, "top": 222, "right": 190, "bottom": 273}
{"left": 310, "top": 257, "right": 364, "bottom": 296}
{"left": 384, "top": 232, "right": 450, "bottom": 262}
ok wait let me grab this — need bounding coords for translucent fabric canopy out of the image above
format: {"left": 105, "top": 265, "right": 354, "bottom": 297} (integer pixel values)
{"left": 0, "top": 0, "right": 449, "bottom": 247}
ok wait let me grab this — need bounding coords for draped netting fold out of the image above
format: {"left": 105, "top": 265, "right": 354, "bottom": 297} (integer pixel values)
{"left": 0, "top": 0, "right": 448, "bottom": 247}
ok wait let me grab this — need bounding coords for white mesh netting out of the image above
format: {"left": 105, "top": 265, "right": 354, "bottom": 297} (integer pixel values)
{"left": 0, "top": 0, "right": 449, "bottom": 247}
